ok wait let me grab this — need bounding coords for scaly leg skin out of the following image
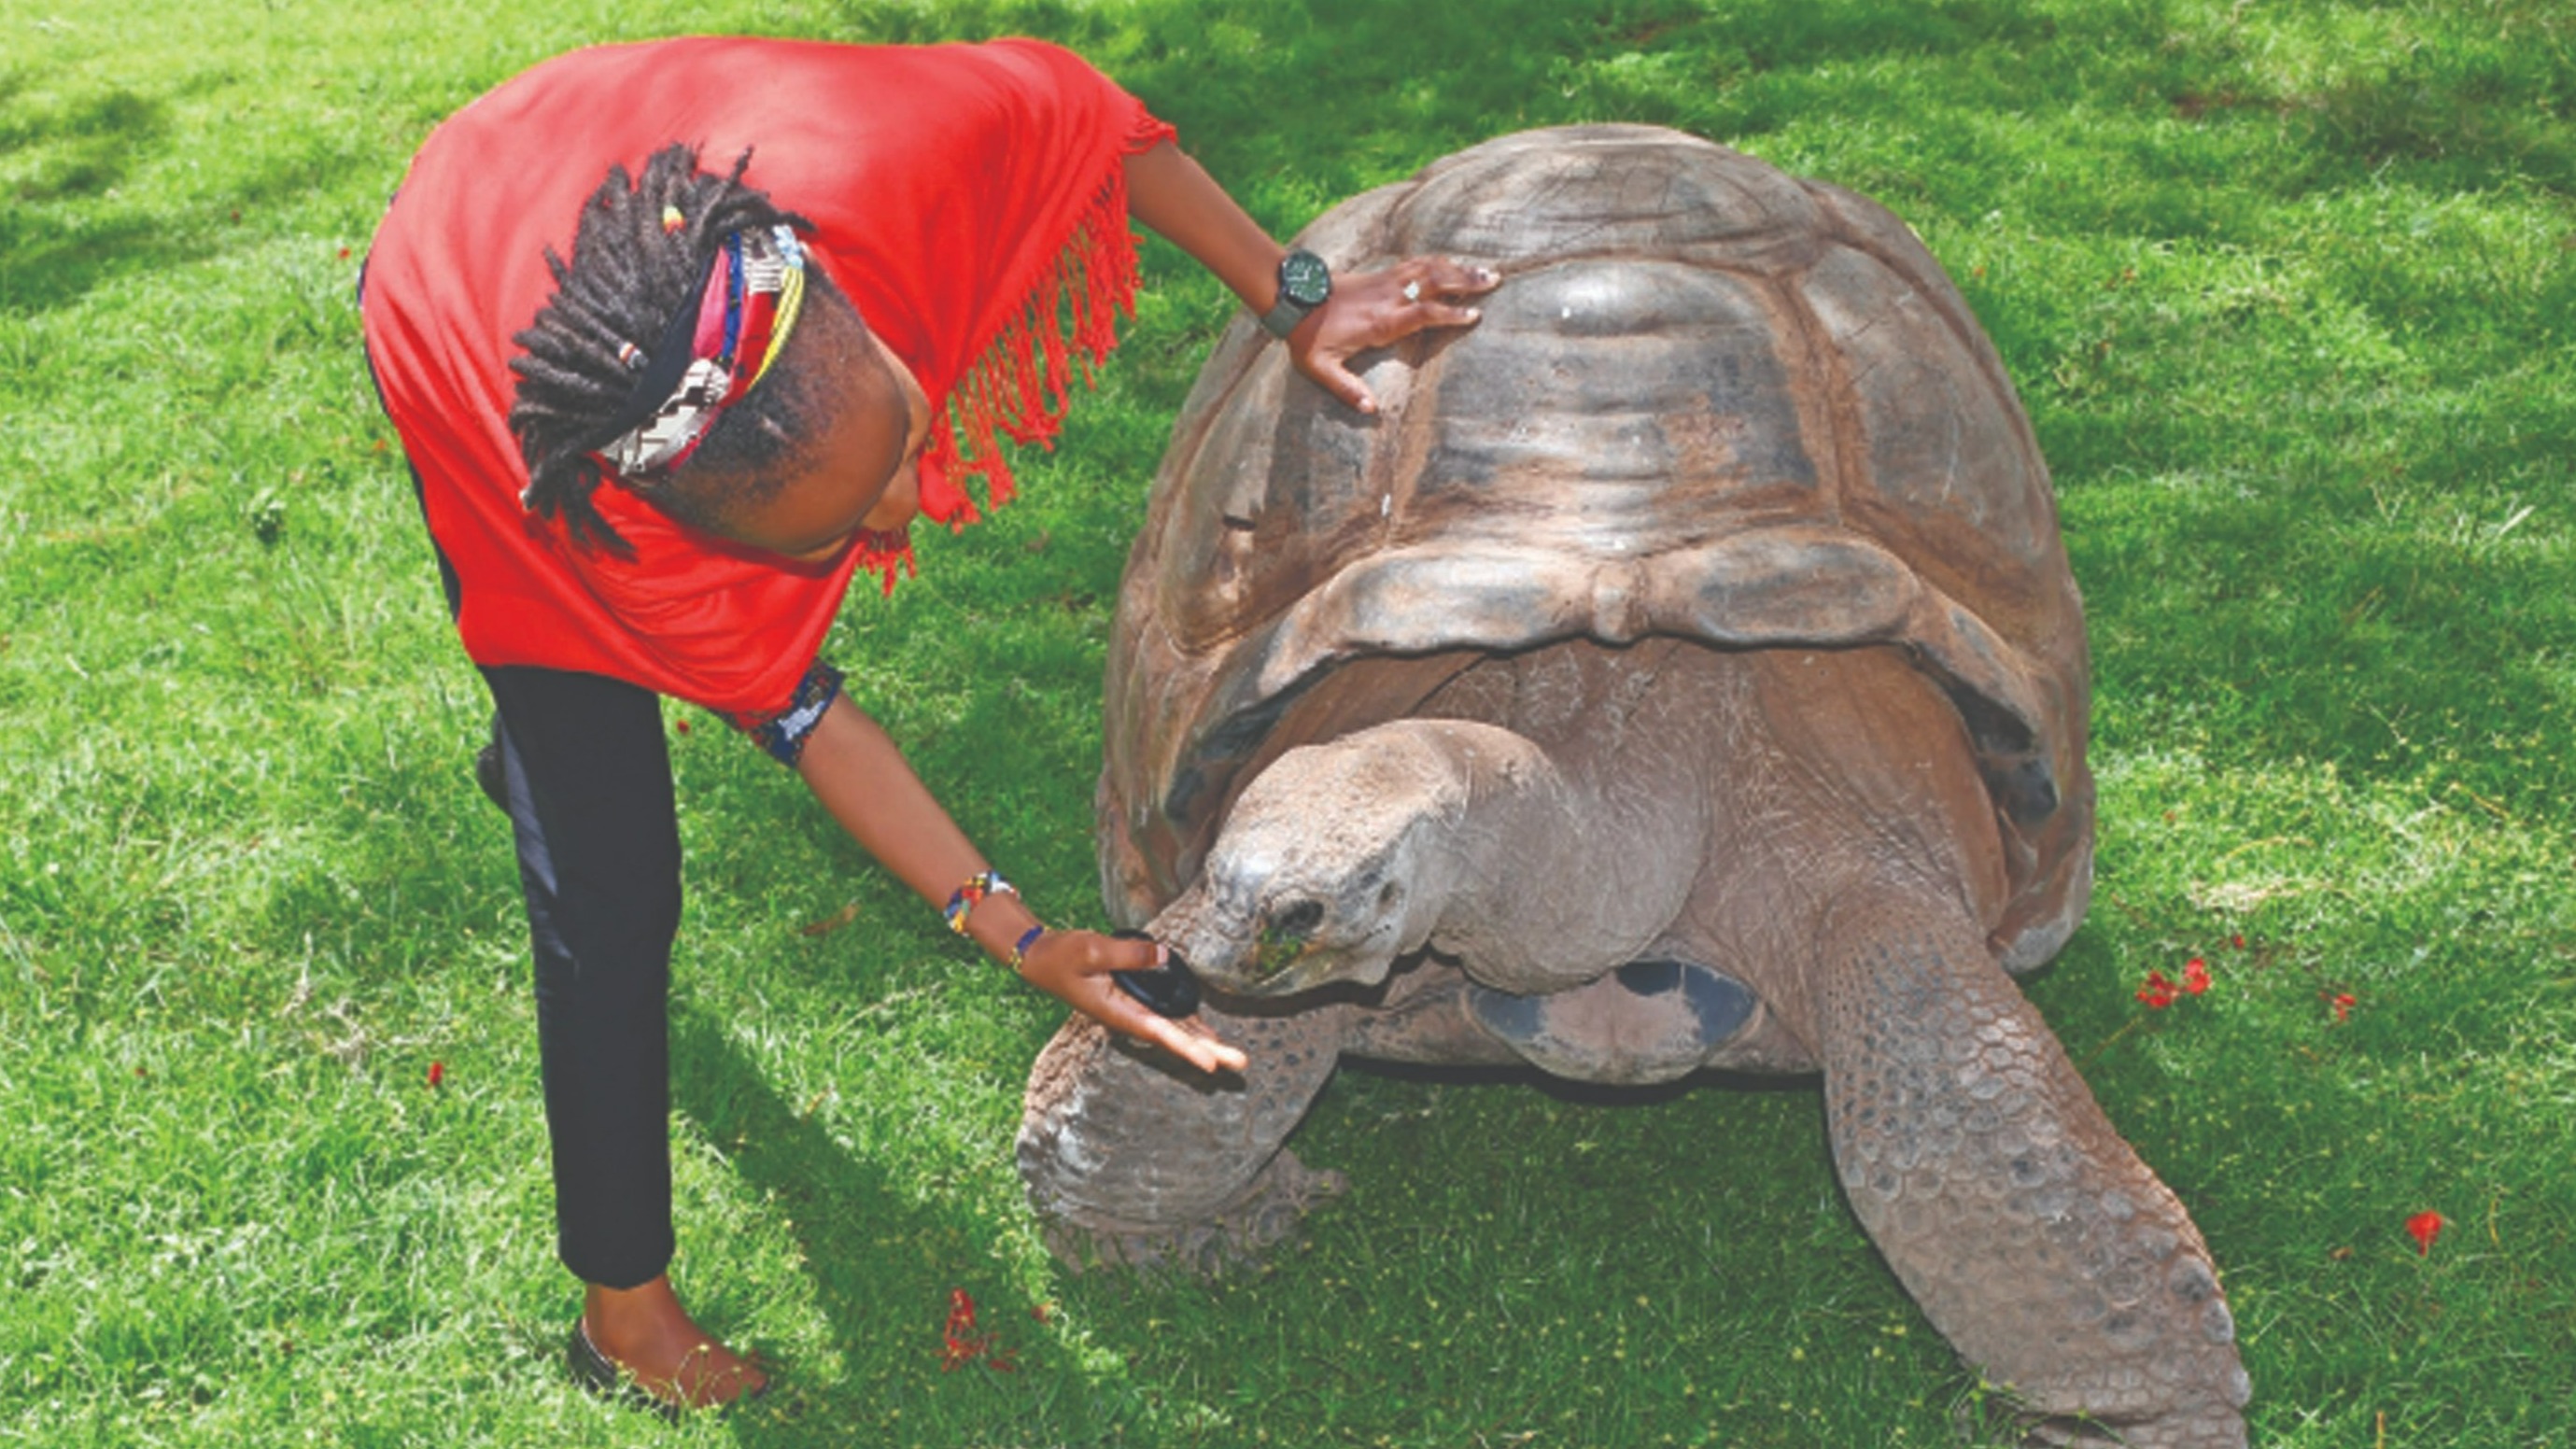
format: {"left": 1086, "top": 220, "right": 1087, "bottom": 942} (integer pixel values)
{"left": 1018, "top": 997, "right": 1353, "bottom": 1275}
{"left": 1816, "top": 918, "right": 2250, "bottom": 1448}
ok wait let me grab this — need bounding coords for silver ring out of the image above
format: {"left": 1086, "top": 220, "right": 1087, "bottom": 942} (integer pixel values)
{"left": 1401, "top": 279, "right": 1422, "bottom": 303}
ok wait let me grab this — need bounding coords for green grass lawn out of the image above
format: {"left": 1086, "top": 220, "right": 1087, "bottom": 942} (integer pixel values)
{"left": 4, "top": 0, "right": 2570, "bottom": 1444}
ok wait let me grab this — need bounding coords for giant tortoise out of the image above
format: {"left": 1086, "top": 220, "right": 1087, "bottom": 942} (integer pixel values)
{"left": 1020, "top": 125, "right": 2249, "bottom": 1448}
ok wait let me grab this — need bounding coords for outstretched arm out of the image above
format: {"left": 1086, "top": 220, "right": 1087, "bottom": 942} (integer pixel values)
{"left": 795, "top": 692, "right": 1247, "bottom": 1076}
{"left": 1121, "top": 138, "right": 1498, "bottom": 413}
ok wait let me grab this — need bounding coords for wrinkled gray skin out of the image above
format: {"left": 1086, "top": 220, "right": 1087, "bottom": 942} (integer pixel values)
{"left": 1021, "top": 128, "right": 2248, "bottom": 1447}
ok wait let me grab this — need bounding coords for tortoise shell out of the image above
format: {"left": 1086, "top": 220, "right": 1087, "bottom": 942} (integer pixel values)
{"left": 1100, "top": 125, "right": 2091, "bottom": 972}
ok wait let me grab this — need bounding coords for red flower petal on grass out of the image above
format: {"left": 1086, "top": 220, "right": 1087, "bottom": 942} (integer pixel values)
{"left": 2330, "top": 992, "right": 2357, "bottom": 1024}
{"left": 2135, "top": 968, "right": 2177, "bottom": 1008}
{"left": 940, "top": 1287, "right": 1012, "bottom": 1372}
{"left": 428, "top": 1061, "right": 444, "bottom": 1089}
{"left": 2231, "top": 934, "right": 2246, "bottom": 950}
{"left": 2406, "top": 1211, "right": 2445, "bottom": 1255}
{"left": 941, "top": 1288, "right": 980, "bottom": 1371}
{"left": 2180, "top": 957, "right": 2210, "bottom": 995}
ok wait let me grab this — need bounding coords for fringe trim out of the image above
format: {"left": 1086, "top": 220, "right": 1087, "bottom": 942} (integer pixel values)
{"left": 855, "top": 525, "right": 919, "bottom": 598}
{"left": 922, "top": 148, "right": 1150, "bottom": 528}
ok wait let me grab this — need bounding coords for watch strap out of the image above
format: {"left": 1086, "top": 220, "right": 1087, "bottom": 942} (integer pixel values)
{"left": 1258, "top": 295, "right": 1313, "bottom": 340}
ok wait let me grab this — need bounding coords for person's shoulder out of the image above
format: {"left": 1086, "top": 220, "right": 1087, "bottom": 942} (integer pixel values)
{"left": 470, "top": 35, "right": 828, "bottom": 107}
{"left": 969, "top": 35, "right": 1120, "bottom": 84}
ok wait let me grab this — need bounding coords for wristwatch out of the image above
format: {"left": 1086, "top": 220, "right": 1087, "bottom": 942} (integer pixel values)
{"left": 1258, "top": 248, "right": 1332, "bottom": 339}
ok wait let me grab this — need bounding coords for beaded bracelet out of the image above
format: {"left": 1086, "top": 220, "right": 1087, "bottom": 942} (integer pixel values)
{"left": 942, "top": 870, "right": 1016, "bottom": 936}
{"left": 1008, "top": 924, "right": 1047, "bottom": 974}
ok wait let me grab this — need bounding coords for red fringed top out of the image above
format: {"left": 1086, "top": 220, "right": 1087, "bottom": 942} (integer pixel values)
{"left": 361, "top": 37, "right": 1175, "bottom": 722}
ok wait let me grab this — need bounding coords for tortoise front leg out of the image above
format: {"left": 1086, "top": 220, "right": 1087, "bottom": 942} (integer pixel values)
{"left": 1814, "top": 914, "right": 2250, "bottom": 1448}
{"left": 1018, "top": 997, "right": 1353, "bottom": 1273}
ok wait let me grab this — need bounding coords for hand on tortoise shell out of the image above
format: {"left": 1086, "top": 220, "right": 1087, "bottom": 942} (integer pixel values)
{"left": 1290, "top": 256, "right": 1499, "bottom": 414}
{"left": 1018, "top": 927, "right": 1249, "bottom": 1076}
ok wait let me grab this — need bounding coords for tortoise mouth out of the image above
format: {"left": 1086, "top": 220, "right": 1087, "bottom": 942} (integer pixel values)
{"left": 1154, "top": 889, "right": 1408, "bottom": 998}
{"left": 1199, "top": 930, "right": 1405, "bottom": 998}
{"left": 1247, "top": 928, "right": 1309, "bottom": 985}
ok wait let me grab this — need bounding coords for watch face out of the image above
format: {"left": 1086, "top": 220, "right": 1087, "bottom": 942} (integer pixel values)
{"left": 1279, "top": 249, "right": 1332, "bottom": 309}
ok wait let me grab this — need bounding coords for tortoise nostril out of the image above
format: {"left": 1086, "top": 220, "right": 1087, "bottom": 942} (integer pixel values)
{"left": 1268, "top": 898, "right": 1325, "bottom": 938}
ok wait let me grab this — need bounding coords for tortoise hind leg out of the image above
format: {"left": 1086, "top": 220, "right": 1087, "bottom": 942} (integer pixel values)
{"left": 1814, "top": 914, "right": 2250, "bottom": 1448}
{"left": 1019, "top": 998, "right": 1353, "bottom": 1273}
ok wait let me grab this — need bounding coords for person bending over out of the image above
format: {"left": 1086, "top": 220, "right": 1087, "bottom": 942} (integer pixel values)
{"left": 360, "top": 35, "right": 1492, "bottom": 1414}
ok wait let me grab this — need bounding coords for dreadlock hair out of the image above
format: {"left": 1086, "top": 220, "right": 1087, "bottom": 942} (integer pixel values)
{"left": 508, "top": 144, "right": 856, "bottom": 552}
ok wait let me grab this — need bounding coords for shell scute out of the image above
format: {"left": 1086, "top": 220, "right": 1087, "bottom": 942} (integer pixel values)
{"left": 1390, "top": 124, "right": 1825, "bottom": 271}
{"left": 1800, "top": 244, "right": 2048, "bottom": 575}
{"left": 1155, "top": 358, "right": 1372, "bottom": 655}
{"left": 1414, "top": 260, "right": 1822, "bottom": 546}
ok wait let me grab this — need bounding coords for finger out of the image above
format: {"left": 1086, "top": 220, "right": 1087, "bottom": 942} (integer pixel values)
{"left": 1403, "top": 300, "right": 1484, "bottom": 333}
{"left": 1071, "top": 934, "right": 1161, "bottom": 976}
{"left": 1095, "top": 984, "right": 1246, "bottom": 1075}
{"left": 1154, "top": 1015, "right": 1249, "bottom": 1075}
{"left": 1425, "top": 256, "right": 1502, "bottom": 296}
{"left": 1302, "top": 352, "right": 1377, "bottom": 415}
{"left": 1074, "top": 972, "right": 1162, "bottom": 1039}
{"left": 1174, "top": 1016, "right": 1249, "bottom": 1073}
{"left": 1365, "top": 296, "right": 1482, "bottom": 355}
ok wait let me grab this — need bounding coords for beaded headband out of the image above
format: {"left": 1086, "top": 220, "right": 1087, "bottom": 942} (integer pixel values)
{"left": 579, "top": 222, "right": 809, "bottom": 485}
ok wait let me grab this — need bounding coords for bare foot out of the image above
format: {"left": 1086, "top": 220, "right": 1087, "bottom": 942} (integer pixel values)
{"left": 581, "top": 1274, "right": 767, "bottom": 1411}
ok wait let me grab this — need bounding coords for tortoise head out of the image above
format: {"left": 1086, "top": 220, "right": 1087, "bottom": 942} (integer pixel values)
{"left": 1147, "top": 725, "right": 1474, "bottom": 997}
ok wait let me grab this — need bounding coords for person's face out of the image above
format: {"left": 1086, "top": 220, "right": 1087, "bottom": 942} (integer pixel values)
{"left": 719, "top": 327, "right": 930, "bottom": 565}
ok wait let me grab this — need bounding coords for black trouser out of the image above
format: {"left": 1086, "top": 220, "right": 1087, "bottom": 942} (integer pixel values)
{"left": 482, "top": 664, "right": 683, "bottom": 1290}
{"left": 419, "top": 542, "right": 685, "bottom": 1287}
